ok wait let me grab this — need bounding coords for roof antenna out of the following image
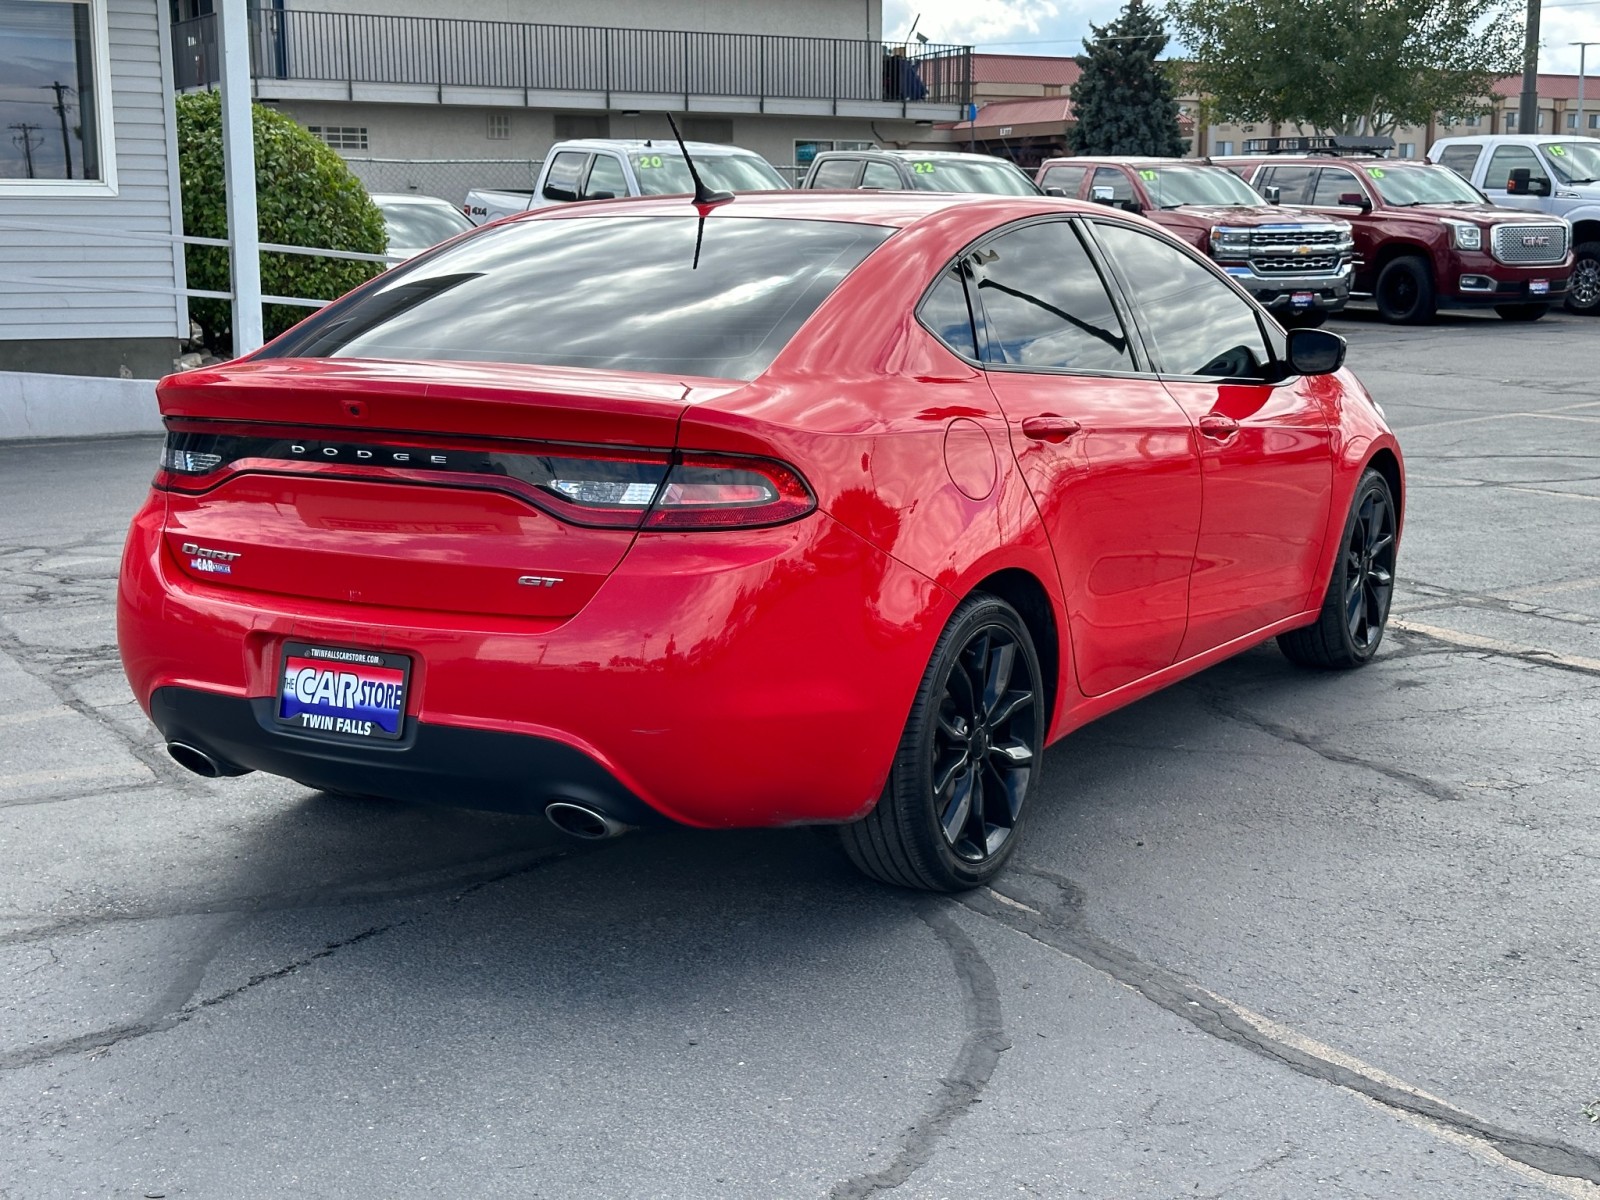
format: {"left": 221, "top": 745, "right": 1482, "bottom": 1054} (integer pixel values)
{"left": 665, "top": 111, "right": 733, "bottom": 207}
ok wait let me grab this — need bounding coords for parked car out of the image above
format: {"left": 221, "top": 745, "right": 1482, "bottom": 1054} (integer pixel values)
{"left": 1428, "top": 133, "right": 1600, "bottom": 314}
{"left": 463, "top": 139, "right": 788, "bottom": 224}
{"left": 121, "top": 191, "right": 1402, "bottom": 892}
{"left": 800, "top": 148, "right": 1041, "bottom": 195}
{"left": 1036, "top": 156, "right": 1353, "bottom": 326}
{"left": 370, "top": 193, "right": 473, "bottom": 265}
{"left": 1221, "top": 138, "right": 1573, "bottom": 323}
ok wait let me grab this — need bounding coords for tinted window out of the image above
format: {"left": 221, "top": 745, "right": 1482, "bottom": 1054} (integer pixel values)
{"left": 1039, "top": 164, "right": 1087, "bottom": 196}
{"left": 268, "top": 216, "right": 893, "bottom": 381}
{"left": 1257, "top": 165, "right": 1316, "bottom": 204}
{"left": 1311, "top": 167, "right": 1363, "bottom": 206}
{"left": 1090, "top": 166, "right": 1136, "bottom": 206}
{"left": 584, "top": 153, "right": 628, "bottom": 199}
{"left": 1485, "top": 144, "right": 1549, "bottom": 190}
{"left": 542, "top": 151, "right": 588, "bottom": 201}
{"left": 861, "top": 161, "right": 902, "bottom": 189}
{"left": 1093, "top": 223, "right": 1271, "bottom": 379}
{"left": 919, "top": 265, "right": 978, "bottom": 360}
{"left": 1436, "top": 143, "right": 1483, "bottom": 179}
{"left": 811, "top": 159, "right": 862, "bottom": 188}
{"left": 971, "top": 221, "right": 1132, "bottom": 373}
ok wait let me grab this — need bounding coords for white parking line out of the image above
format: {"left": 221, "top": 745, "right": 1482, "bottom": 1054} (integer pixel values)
{"left": 1391, "top": 618, "right": 1600, "bottom": 674}
{"left": 1399, "top": 399, "right": 1600, "bottom": 432}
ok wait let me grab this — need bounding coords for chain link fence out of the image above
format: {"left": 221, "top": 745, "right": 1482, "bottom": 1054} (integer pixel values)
{"left": 340, "top": 158, "right": 543, "bottom": 206}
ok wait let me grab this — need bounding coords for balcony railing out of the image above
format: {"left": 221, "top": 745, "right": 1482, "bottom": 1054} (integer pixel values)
{"left": 172, "top": 12, "right": 972, "bottom": 108}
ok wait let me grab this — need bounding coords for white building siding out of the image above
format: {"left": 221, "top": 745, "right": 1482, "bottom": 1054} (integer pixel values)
{"left": 0, "top": 0, "right": 185, "bottom": 344}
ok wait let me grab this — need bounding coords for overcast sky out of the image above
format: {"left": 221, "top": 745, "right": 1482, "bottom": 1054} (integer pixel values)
{"left": 884, "top": 0, "right": 1600, "bottom": 76}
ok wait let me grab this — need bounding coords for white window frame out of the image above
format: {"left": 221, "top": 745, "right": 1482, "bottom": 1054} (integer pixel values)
{"left": 0, "top": 0, "right": 118, "bottom": 197}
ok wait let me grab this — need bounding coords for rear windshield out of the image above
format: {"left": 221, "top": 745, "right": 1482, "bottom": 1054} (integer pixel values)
{"left": 904, "top": 158, "right": 1041, "bottom": 196}
{"left": 265, "top": 215, "right": 892, "bottom": 380}
{"left": 630, "top": 153, "right": 788, "bottom": 195}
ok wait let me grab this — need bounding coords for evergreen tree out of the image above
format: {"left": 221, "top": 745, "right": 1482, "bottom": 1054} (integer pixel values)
{"left": 1068, "top": 0, "right": 1187, "bottom": 156}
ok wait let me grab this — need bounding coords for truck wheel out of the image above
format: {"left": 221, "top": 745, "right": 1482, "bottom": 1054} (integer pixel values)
{"left": 1374, "top": 256, "right": 1436, "bottom": 324}
{"left": 1566, "top": 242, "right": 1600, "bottom": 314}
{"left": 1494, "top": 304, "right": 1548, "bottom": 322}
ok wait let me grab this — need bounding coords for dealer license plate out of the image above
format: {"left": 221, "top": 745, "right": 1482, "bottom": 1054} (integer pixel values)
{"left": 276, "top": 642, "right": 409, "bottom": 741}
{"left": 1530, "top": 279, "right": 1550, "bottom": 296}
{"left": 1291, "top": 291, "right": 1314, "bottom": 308}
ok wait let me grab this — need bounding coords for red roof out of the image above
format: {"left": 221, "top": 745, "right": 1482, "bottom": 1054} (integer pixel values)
{"left": 972, "top": 53, "right": 1082, "bottom": 87}
{"left": 1491, "top": 73, "right": 1598, "bottom": 101}
{"left": 939, "top": 94, "right": 1194, "bottom": 134}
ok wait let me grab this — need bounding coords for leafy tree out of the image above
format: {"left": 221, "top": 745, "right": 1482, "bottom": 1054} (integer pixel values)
{"left": 1069, "top": 0, "right": 1188, "bottom": 156}
{"left": 1166, "top": 0, "right": 1522, "bottom": 136}
{"left": 176, "top": 91, "right": 385, "bottom": 356}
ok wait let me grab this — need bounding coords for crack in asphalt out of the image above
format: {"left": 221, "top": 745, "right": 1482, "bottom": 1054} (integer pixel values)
{"left": 0, "top": 856, "right": 568, "bottom": 1073}
{"left": 964, "top": 866, "right": 1600, "bottom": 1191}
{"left": 0, "top": 848, "right": 577, "bottom": 948}
{"left": 827, "top": 901, "right": 1010, "bottom": 1200}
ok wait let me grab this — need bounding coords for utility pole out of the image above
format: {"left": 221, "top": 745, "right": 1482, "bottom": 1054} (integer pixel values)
{"left": 1574, "top": 42, "right": 1600, "bottom": 134}
{"left": 9, "top": 122, "right": 43, "bottom": 178}
{"left": 1519, "top": 0, "right": 1541, "bottom": 135}
{"left": 45, "top": 81, "right": 74, "bottom": 179}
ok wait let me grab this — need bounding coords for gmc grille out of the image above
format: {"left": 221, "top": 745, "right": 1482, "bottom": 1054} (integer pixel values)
{"left": 1491, "top": 223, "right": 1569, "bottom": 265}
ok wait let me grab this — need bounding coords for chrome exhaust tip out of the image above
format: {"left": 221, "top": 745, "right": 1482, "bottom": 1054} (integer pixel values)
{"left": 545, "top": 801, "right": 631, "bottom": 840}
{"left": 166, "top": 742, "right": 250, "bottom": 778}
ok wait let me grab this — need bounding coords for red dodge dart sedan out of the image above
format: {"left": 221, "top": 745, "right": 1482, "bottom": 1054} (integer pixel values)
{"left": 118, "top": 191, "right": 1403, "bottom": 891}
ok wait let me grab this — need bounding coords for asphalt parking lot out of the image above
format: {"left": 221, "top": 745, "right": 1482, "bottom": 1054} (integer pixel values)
{"left": 3, "top": 304, "right": 1598, "bottom": 1199}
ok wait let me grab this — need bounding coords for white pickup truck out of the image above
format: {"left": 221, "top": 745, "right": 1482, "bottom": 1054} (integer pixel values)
{"left": 1429, "top": 133, "right": 1600, "bottom": 313}
{"left": 463, "top": 138, "right": 789, "bottom": 225}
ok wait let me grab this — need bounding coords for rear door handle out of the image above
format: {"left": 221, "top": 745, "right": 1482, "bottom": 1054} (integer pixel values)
{"left": 1198, "top": 413, "right": 1240, "bottom": 440}
{"left": 1021, "top": 415, "right": 1082, "bottom": 443}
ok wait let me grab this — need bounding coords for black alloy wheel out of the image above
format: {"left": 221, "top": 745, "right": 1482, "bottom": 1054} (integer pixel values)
{"left": 1279, "top": 469, "right": 1398, "bottom": 670}
{"left": 1495, "top": 303, "right": 1549, "bottom": 322}
{"left": 840, "top": 594, "right": 1044, "bottom": 891}
{"left": 1374, "top": 256, "right": 1436, "bottom": 324}
{"left": 1566, "top": 243, "right": 1600, "bottom": 314}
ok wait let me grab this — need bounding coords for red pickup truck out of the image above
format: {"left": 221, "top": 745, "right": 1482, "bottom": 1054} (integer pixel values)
{"left": 1219, "top": 141, "right": 1573, "bottom": 323}
{"left": 1035, "top": 156, "right": 1354, "bottom": 326}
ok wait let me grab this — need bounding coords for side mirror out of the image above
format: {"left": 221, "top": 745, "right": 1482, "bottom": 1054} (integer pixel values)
{"left": 1285, "top": 327, "right": 1346, "bottom": 376}
{"left": 1337, "top": 191, "right": 1371, "bottom": 210}
{"left": 1090, "top": 185, "right": 1116, "bottom": 204}
{"left": 1506, "top": 168, "right": 1551, "bottom": 197}
{"left": 585, "top": 190, "right": 616, "bottom": 201}
{"left": 542, "top": 185, "right": 578, "bottom": 203}
{"left": 1263, "top": 184, "right": 1282, "bottom": 204}
{"left": 1044, "top": 185, "right": 1069, "bottom": 197}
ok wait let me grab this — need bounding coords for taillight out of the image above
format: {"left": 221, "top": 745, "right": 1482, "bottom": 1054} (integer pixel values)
{"left": 645, "top": 454, "right": 814, "bottom": 529}
{"left": 154, "top": 424, "right": 814, "bottom": 531}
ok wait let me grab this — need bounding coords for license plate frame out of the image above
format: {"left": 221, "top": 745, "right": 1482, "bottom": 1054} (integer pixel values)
{"left": 1530, "top": 279, "right": 1550, "bottom": 296}
{"left": 276, "top": 641, "right": 411, "bottom": 742}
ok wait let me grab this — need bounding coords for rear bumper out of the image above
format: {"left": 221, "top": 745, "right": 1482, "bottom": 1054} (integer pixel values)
{"left": 118, "top": 495, "right": 953, "bottom": 829}
{"left": 150, "top": 686, "right": 672, "bottom": 826}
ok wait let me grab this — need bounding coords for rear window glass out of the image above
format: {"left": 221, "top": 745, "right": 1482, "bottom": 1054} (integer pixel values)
{"left": 266, "top": 215, "right": 893, "bottom": 381}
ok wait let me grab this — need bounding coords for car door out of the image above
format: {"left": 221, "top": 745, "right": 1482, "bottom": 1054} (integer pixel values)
{"left": 1038, "top": 163, "right": 1088, "bottom": 198}
{"left": 1089, "top": 220, "right": 1334, "bottom": 658}
{"left": 582, "top": 152, "right": 629, "bottom": 199}
{"left": 861, "top": 161, "right": 903, "bottom": 190}
{"left": 971, "top": 218, "right": 1202, "bottom": 696}
{"left": 1088, "top": 166, "right": 1139, "bottom": 213}
{"left": 810, "top": 157, "right": 864, "bottom": 188}
{"left": 1480, "top": 144, "right": 1551, "bottom": 211}
{"left": 1278, "top": 164, "right": 1382, "bottom": 288}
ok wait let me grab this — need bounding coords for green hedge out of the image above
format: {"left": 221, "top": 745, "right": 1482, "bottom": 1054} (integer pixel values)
{"left": 177, "top": 91, "right": 386, "bottom": 356}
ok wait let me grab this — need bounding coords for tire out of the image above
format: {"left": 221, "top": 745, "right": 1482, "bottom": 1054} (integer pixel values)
{"left": 1566, "top": 241, "right": 1600, "bottom": 315}
{"left": 1278, "top": 469, "right": 1398, "bottom": 671}
{"left": 1495, "top": 303, "right": 1548, "bottom": 322}
{"left": 1374, "top": 256, "right": 1436, "bottom": 324}
{"left": 840, "top": 593, "right": 1045, "bottom": 892}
